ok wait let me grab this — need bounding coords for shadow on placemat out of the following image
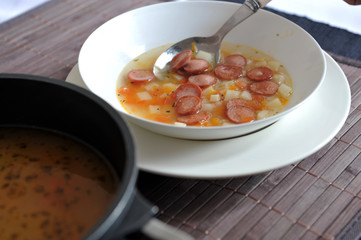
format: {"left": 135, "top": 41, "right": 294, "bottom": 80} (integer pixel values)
{"left": 336, "top": 209, "right": 361, "bottom": 240}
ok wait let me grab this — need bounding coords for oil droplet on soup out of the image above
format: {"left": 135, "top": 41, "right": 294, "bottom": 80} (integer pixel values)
{"left": 0, "top": 128, "right": 118, "bottom": 240}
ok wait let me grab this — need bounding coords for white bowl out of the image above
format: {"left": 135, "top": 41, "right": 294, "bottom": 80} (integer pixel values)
{"left": 78, "top": 1, "right": 326, "bottom": 140}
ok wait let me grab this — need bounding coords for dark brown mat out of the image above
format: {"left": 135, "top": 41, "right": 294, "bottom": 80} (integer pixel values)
{"left": 1, "top": 1, "right": 360, "bottom": 239}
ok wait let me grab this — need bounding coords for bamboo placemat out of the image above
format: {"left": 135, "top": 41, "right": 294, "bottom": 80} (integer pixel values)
{"left": 0, "top": 0, "right": 361, "bottom": 239}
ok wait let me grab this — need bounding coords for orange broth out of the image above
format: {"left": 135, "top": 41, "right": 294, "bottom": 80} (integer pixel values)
{"left": 117, "top": 42, "right": 293, "bottom": 126}
{"left": 0, "top": 128, "right": 117, "bottom": 240}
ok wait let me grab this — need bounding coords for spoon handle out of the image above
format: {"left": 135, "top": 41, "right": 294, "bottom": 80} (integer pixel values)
{"left": 257, "top": 0, "right": 272, "bottom": 8}
{"left": 213, "top": 0, "right": 270, "bottom": 39}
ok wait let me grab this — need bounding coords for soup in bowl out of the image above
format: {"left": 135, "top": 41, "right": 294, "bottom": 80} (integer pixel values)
{"left": 78, "top": 1, "right": 326, "bottom": 140}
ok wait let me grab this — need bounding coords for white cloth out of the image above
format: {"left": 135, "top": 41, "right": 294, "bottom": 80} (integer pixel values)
{"left": 267, "top": 0, "right": 361, "bottom": 35}
{"left": 0, "top": 0, "right": 49, "bottom": 23}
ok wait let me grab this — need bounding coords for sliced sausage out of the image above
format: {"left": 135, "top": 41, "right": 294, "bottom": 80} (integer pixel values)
{"left": 176, "top": 68, "right": 189, "bottom": 76}
{"left": 226, "top": 106, "right": 256, "bottom": 124}
{"left": 183, "top": 59, "right": 210, "bottom": 74}
{"left": 227, "top": 97, "right": 265, "bottom": 111}
{"left": 176, "top": 111, "right": 210, "bottom": 125}
{"left": 127, "top": 69, "right": 155, "bottom": 84}
{"left": 246, "top": 66, "right": 273, "bottom": 81}
{"left": 226, "top": 98, "right": 250, "bottom": 110}
{"left": 175, "top": 95, "right": 202, "bottom": 115}
{"left": 214, "top": 64, "right": 243, "bottom": 80}
{"left": 224, "top": 54, "right": 247, "bottom": 67}
{"left": 188, "top": 74, "right": 217, "bottom": 88}
{"left": 249, "top": 81, "right": 279, "bottom": 96}
{"left": 170, "top": 50, "right": 193, "bottom": 70}
{"left": 173, "top": 83, "right": 202, "bottom": 102}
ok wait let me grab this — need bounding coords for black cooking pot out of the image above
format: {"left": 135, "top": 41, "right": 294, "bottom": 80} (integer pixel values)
{"left": 0, "top": 73, "right": 158, "bottom": 239}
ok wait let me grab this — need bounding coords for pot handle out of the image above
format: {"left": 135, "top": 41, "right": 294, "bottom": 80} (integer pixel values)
{"left": 111, "top": 190, "right": 158, "bottom": 238}
{"left": 142, "top": 218, "right": 194, "bottom": 240}
{"left": 112, "top": 190, "right": 194, "bottom": 240}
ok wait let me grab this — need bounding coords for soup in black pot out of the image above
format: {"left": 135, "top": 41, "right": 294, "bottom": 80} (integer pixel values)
{"left": 0, "top": 127, "right": 118, "bottom": 240}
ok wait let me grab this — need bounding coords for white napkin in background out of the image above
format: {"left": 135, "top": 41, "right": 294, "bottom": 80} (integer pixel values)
{"left": 174, "top": 0, "right": 361, "bottom": 35}
{"left": 0, "top": 0, "right": 49, "bottom": 23}
{"left": 267, "top": 0, "right": 361, "bottom": 35}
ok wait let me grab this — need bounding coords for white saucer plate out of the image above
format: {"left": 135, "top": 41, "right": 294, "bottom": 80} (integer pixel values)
{"left": 66, "top": 52, "right": 350, "bottom": 179}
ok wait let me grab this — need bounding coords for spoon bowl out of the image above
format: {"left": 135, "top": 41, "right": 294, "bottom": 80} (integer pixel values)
{"left": 153, "top": 36, "right": 221, "bottom": 79}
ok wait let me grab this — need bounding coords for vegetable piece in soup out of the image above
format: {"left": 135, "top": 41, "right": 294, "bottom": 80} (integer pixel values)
{"left": 117, "top": 42, "right": 293, "bottom": 126}
{"left": 0, "top": 128, "right": 117, "bottom": 240}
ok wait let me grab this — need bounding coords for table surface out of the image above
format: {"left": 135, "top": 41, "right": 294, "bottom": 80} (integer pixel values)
{"left": 1, "top": 0, "right": 361, "bottom": 239}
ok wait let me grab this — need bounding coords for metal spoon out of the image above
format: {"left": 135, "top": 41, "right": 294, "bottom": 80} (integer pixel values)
{"left": 153, "top": 0, "right": 271, "bottom": 80}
